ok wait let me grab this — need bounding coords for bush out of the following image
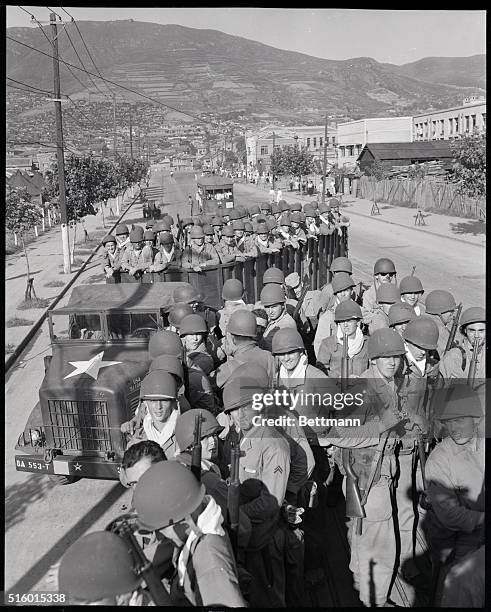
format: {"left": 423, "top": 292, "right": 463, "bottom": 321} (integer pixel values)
{"left": 6, "top": 317, "right": 35, "bottom": 327}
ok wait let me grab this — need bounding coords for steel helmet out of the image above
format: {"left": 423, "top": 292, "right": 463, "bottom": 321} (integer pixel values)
{"left": 189, "top": 226, "right": 205, "bottom": 239}
{"left": 148, "top": 330, "right": 183, "bottom": 359}
{"left": 290, "top": 211, "right": 302, "bottom": 224}
{"left": 261, "top": 202, "right": 272, "bottom": 212}
{"left": 373, "top": 258, "right": 396, "bottom": 275}
{"left": 244, "top": 221, "right": 253, "bottom": 233}
{"left": 211, "top": 217, "right": 223, "bottom": 227}
{"left": 236, "top": 206, "right": 248, "bottom": 219}
{"left": 115, "top": 224, "right": 129, "bottom": 235}
{"left": 232, "top": 220, "right": 245, "bottom": 231}
{"left": 182, "top": 217, "right": 194, "bottom": 227}
{"left": 334, "top": 299, "right": 362, "bottom": 322}
{"left": 153, "top": 220, "right": 165, "bottom": 232}
{"left": 332, "top": 272, "right": 356, "bottom": 294}
{"left": 376, "top": 284, "right": 401, "bottom": 304}
{"left": 367, "top": 328, "right": 405, "bottom": 359}
{"left": 161, "top": 217, "right": 172, "bottom": 230}
{"left": 425, "top": 290, "right": 456, "bottom": 315}
{"left": 159, "top": 233, "right": 174, "bottom": 245}
{"left": 403, "top": 316, "right": 439, "bottom": 350}
{"left": 140, "top": 370, "right": 178, "bottom": 400}
{"left": 175, "top": 409, "right": 223, "bottom": 452}
{"left": 279, "top": 200, "right": 290, "bottom": 212}
{"left": 266, "top": 218, "right": 277, "bottom": 231}
{"left": 272, "top": 328, "right": 305, "bottom": 354}
{"left": 133, "top": 461, "right": 206, "bottom": 530}
{"left": 228, "top": 209, "right": 240, "bottom": 220}
{"left": 58, "top": 531, "right": 140, "bottom": 600}
{"left": 271, "top": 202, "right": 280, "bottom": 214}
{"left": 303, "top": 203, "right": 315, "bottom": 215}
{"left": 318, "top": 201, "right": 331, "bottom": 214}
{"left": 143, "top": 229, "right": 155, "bottom": 241}
{"left": 130, "top": 226, "right": 144, "bottom": 243}
{"left": 202, "top": 224, "right": 215, "bottom": 236}
{"left": 256, "top": 222, "right": 269, "bottom": 235}
{"left": 280, "top": 215, "right": 292, "bottom": 227}
{"left": 330, "top": 257, "right": 352, "bottom": 274}
{"left": 263, "top": 267, "right": 285, "bottom": 285}
{"left": 249, "top": 204, "right": 261, "bottom": 215}
{"left": 459, "top": 307, "right": 485, "bottom": 331}
{"left": 222, "top": 363, "right": 270, "bottom": 413}
{"left": 329, "top": 197, "right": 340, "bottom": 207}
{"left": 149, "top": 354, "right": 184, "bottom": 383}
{"left": 260, "top": 283, "right": 285, "bottom": 306}
{"left": 222, "top": 278, "right": 244, "bottom": 301}
{"left": 227, "top": 309, "right": 257, "bottom": 338}
{"left": 298, "top": 211, "right": 306, "bottom": 223}
{"left": 388, "top": 303, "right": 415, "bottom": 327}
{"left": 434, "top": 384, "right": 483, "bottom": 421}
{"left": 145, "top": 221, "right": 154, "bottom": 229}
{"left": 399, "top": 275, "right": 424, "bottom": 295}
{"left": 102, "top": 234, "right": 116, "bottom": 245}
{"left": 179, "top": 314, "right": 208, "bottom": 336}
{"left": 168, "top": 302, "right": 194, "bottom": 328}
{"left": 290, "top": 201, "right": 303, "bottom": 212}
{"left": 221, "top": 226, "right": 235, "bottom": 238}
{"left": 173, "top": 284, "right": 204, "bottom": 304}
{"left": 193, "top": 217, "right": 203, "bottom": 227}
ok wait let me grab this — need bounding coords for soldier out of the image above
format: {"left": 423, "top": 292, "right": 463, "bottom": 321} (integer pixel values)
{"left": 271, "top": 201, "right": 282, "bottom": 222}
{"left": 362, "top": 258, "right": 398, "bottom": 325}
{"left": 120, "top": 439, "right": 167, "bottom": 490}
{"left": 101, "top": 234, "right": 118, "bottom": 278}
{"left": 180, "top": 225, "right": 220, "bottom": 271}
{"left": 120, "top": 226, "right": 153, "bottom": 278}
{"left": 143, "top": 228, "right": 157, "bottom": 257}
{"left": 290, "top": 211, "right": 307, "bottom": 244}
{"left": 173, "top": 284, "right": 218, "bottom": 333}
{"left": 215, "top": 309, "right": 275, "bottom": 388}
{"left": 319, "top": 256, "right": 356, "bottom": 313}
{"left": 148, "top": 353, "right": 192, "bottom": 413}
{"left": 58, "top": 531, "right": 143, "bottom": 605}
{"left": 216, "top": 225, "right": 245, "bottom": 263}
{"left": 115, "top": 222, "right": 130, "bottom": 251}
{"left": 211, "top": 216, "right": 223, "bottom": 243}
{"left": 133, "top": 461, "right": 246, "bottom": 607}
{"left": 314, "top": 272, "right": 356, "bottom": 356}
{"left": 399, "top": 275, "right": 426, "bottom": 316}
{"left": 277, "top": 215, "right": 301, "bottom": 249}
{"left": 244, "top": 221, "right": 253, "bottom": 238}
{"left": 254, "top": 221, "right": 282, "bottom": 254}
{"left": 202, "top": 223, "right": 216, "bottom": 246}
{"left": 179, "top": 313, "right": 215, "bottom": 376}
{"left": 303, "top": 203, "right": 320, "bottom": 238}
{"left": 439, "top": 307, "right": 485, "bottom": 386}
{"left": 248, "top": 203, "right": 261, "bottom": 221}
{"left": 317, "top": 201, "right": 335, "bottom": 235}
{"left": 285, "top": 271, "right": 322, "bottom": 330}
{"left": 278, "top": 199, "right": 290, "bottom": 223}
{"left": 368, "top": 283, "right": 401, "bottom": 335}
{"left": 233, "top": 219, "right": 258, "bottom": 257}
{"left": 181, "top": 216, "right": 195, "bottom": 246}
{"left": 217, "top": 278, "right": 251, "bottom": 337}
{"left": 258, "top": 283, "right": 297, "bottom": 352}
{"left": 316, "top": 299, "right": 369, "bottom": 378}
{"left": 424, "top": 290, "right": 458, "bottom": 357}
{"left": 150, "top": 233, "right": 181, "bottom": 272}
{"left": 260, "top": 201, "right": 273, "bottom": 218}
{"left": 388, "top": 301, "right": 416, "bottom": 338}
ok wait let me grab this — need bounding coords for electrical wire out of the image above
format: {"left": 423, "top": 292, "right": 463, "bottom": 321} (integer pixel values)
{"left": 17, "top": 6, "right": 53, "bottom": 47}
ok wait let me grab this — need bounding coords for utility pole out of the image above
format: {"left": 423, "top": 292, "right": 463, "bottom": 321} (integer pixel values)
{"left": 272, "top": 131, "right": 276, "bottom": 190}
{"left": 321, "top": 114, "right": 328, "bottom": 205}
{"left": 50, "top": 13, "right": 71, "bottom": 274}
{"left": 113, "top": 93, "right": 117, "bottom": 159}
{"left": 129, "top": 105, "right": 133, "bottom": 159}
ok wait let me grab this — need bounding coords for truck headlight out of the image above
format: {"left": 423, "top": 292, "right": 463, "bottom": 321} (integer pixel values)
{"left": 30, "top": 429, "right": 42, "bottom": 444}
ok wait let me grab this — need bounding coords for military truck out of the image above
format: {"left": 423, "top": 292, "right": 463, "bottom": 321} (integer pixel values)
{"left": 14, "top": 282, "right": 190, "bottom": 484}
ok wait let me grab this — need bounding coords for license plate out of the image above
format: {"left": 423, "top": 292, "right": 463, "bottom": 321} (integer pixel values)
{"left": 15, "top": 457, "right": 53, "bottom": 474}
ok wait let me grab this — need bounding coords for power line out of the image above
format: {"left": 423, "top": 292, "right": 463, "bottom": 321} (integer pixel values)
{"left": 7, "top": 79, "right": 59, "bottom": 96}
{"left": 17, "top": 6, "right": 53, "bottom": 47}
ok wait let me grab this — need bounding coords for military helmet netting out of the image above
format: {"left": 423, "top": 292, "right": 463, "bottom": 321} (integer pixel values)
{"left": 133, "top": 461, "right": 206, "bottom": 530}
{"left": 222, "top": 278, "right": 244, "bottom": 301}
{"left": 58, "top": 531, "right": 140, "bottom": 600}
{"left": 175, "top": 409, "right": 223, "bottom": 452}
{"left": 334, "top": 299, "right": 362, "bottom": 322}
{"left": 272, "top": 328, "right": 305, "bottom": 354}
{"left": 227, "top": 309, "right": 257, "bottom": 338}
{"left": 148, "top": 330, "right": 183, "bottom": 359}
{"left": 367, "top": 328, "right": 405, "bottom": 359}
{"left": 373, "top": 258, "right": 396, "bottom": 275}
{"left": 425, "top": 290, "right": 456, "bottom": 315}
{"left": 403, "top": 316, "right": 439, "bottom": 350}
{"left": 399, "top": 275, "right": 424, "bottom": 294}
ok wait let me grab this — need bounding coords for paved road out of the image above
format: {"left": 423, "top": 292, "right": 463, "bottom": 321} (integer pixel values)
{"left": 4, "top": 167, "right": 484, "bottom": 594}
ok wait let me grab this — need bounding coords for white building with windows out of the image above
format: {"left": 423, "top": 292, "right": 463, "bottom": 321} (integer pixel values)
{"left": 336, "top": 117, "right": 413, "bottom": 170}
{"left": 413, "top": 98, "right": 486, "bottom": 141}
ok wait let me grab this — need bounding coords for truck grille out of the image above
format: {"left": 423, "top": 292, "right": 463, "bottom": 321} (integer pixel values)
{"left": 47, "top": 399, "right": 112, "bottom": 454}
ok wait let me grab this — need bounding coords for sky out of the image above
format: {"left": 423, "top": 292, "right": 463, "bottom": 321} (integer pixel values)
{"left": 5, "top": 7, "right": 486, "bottom": 65}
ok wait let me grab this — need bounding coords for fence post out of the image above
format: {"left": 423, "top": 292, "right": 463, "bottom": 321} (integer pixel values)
{"left": 34, "top": 226, "right": 38, "bottom": 237}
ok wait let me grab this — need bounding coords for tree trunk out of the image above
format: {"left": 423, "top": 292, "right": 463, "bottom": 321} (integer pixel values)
{"left": 21, "top": 234, "right": 36, "bottom": 301}
{"left": 101, "top": 203, "right": 106, "bottom": 228}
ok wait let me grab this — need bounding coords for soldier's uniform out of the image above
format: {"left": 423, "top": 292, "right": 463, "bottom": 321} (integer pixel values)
{"left": 236, "top": 235, "right": 258, "bottom": 258}
{"left": 101, "top": 249, "right": 119, "bottom": 274}
{"left": 425, "top": 313, "right": 451, "bottom": 357}
{"left": 180, "top": 243, "right": 220, "bottom": 268}
{"left": 316, "top": 333, "right": 369, "bottom": 378}
{"left": 152, "top": 245, "right": 182, "bottom": 271}
{"left": 368, "top": 307, "right": 390, "bottom": 335}
{"left": 254, "top": 234, "right": 282, "bottom": 254}
{"left": 216, "top": 340, "right": 275, "bottom": 388}
{"left": 120, "top": 245, "right": 153, "bottom": 274}
{"left": 216, "top": 301, "right": 252, "bottom": 337}
{"left": 439, "top": 337, "right": 485, "bottom": 382}
{"left": 215, "top": 240, "right": 243, "bottom": 263}
{"left": 313, "top": 303, "right": 337, "bottom": 356}
{"left": 259, "top": 309, "right": 297, "bottom": 353}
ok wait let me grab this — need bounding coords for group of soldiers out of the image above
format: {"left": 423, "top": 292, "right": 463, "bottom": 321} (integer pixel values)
{"left": 100, "top": 197, "right": 350, "bottom": 278}
{"left": 58, "top": 202, "right": 485, "bottom": 608}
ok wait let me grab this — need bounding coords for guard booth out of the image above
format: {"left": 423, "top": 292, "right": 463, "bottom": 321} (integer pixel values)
{"left": 196, "top": 176, "right": 234, "bottom": 215}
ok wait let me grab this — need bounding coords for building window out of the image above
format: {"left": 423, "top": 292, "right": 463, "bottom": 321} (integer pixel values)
{"left": 471, "top": 115, "right": 476, "bottom": 132}
{"left": 247, "top": 147, "right": 251, "bottom": 156}
{"left": 319, "top": 137, "right": 323, "bottom": 147}
{"left": 260, "top": 146, "right": 268, "bottom": 155}
{"left": 348, "top": 145, "right": 354, "bottom": 156}
{"left": 455, "top": 117, "right": 459, "bottom": 132}
{"left": 448, "top": 118, "right": 453, "bottom": 135}
{"left": 482, "top": 113, "right": 486, "bottom": 130}
{"left": 332, "top": 136, "right": 336, "bottom": 145}
{"left": 306, "top": 138, "right": 311, "bottom": 148}
{"left": 339, "top": 146, "right": 345, "bottom": 157}
{"left": 313, "top": 137, "right": 317, "bottom": 148}
{"left": 465, "top": 116, "right": 470, "bottom": 132}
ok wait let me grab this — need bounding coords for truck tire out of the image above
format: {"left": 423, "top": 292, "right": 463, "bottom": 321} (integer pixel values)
{"left": 48, "top": 475, "right": 80, "bottom": 486}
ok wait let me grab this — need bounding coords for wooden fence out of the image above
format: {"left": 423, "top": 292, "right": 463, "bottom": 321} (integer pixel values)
{"left": 356, "top": 176, "right": 485, "bottom": 220}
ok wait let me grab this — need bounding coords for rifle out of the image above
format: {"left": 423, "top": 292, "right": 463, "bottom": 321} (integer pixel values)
{"left": 340, "top": 331, "right": 349, "bottom": 393}
{"left": 443, "top": 302, "right": 462, "bottom": 355}
{"left": 467, "top": 336, "right": 480, "bottom": 389}
{"left": 107, "top": 515, "right": 173, "bottom": 605}
{"left": 292, "top": 274, "right": 310, "bottom": 319}
{"left": 176, "top": 213, "right": 186, "bottom": 249}
{"left": 355, "top": 280, "right": 364, "bottom": 306}
{"left": 227, "top": 442, "right": 240, "bottom": 555}
{"left": 341, "top": 448, "right": 365, "bottom": 535}
{"left": 191, "top": 412, "right": 203, "bottom": 482}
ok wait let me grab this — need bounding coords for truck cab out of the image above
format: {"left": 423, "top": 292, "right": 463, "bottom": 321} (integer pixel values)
{"left": 14, "top": 282, "right": 188, "bottom": 482}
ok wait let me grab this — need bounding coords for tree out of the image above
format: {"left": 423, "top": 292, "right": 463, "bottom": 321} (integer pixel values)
{"left": 6, "top": 186, "right": 43, "bottom": 299}
{"left": 450, "top": 133, "right": 486, "bottom": 200}
{"left": 364, "top": 160, "right": 391, "bottom": 180}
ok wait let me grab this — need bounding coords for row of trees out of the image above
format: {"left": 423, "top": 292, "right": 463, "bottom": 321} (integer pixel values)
{"left": 269, "top": 145, "right": 315, "bottom": 183}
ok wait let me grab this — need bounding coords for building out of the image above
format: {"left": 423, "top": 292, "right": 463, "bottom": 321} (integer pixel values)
{"left": 336, "top": 117, "right": 413, "bottom": 170}
{"left": 413, "top": 98, "right": 486, "bottom": 141}
{"left": 357, "top": 141, "right": 454, "bottom": 173}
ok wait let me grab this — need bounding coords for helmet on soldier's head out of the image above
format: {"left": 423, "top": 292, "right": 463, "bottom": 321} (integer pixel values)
{"left": 202, "top": 224, "right": 214, "bottom": 236}
{"left": 261, "top": 202, "right": 272, "bottom": 212}
{"left": 435, "top": 384, "right": 483, "bottom": 421}
{"left": 221, "top": 226, "right": 235, "bottom": 238}
{"left": 271, "top": 202, "right": 280, "bottom": 215}
{"left": 329, "top": 197, "right": 340, "bottom": 208}
{"left": 272, "top": 328, "right": 305, "bottom": 354}
{"left": 256, "top": 222, "right": 269, "bottom": 235}
{"left": 334, "top": 299, "right": 362, "bottom": 322}
{"left": 367, "top": 328, "right": 405, "bottom": 359}
{"left": 130, "top": 226, "right": 144, "bottom": 243}
{"left": 148, "top": 330, "right": 183, "bottom": 359}
{"left": 140, "top": 370, "right": 178, "bottom": 400}
{"left": 279, "top": 200, "right": 290, "bottom": 212}
{"left": 290, "top": 202, "right": 302, "bottom": 211}
{"left": 249, "top": 204, "right": 261, "bottom": 216}
{"left": 175, "top": 409, "right": 223, "bottom": 452}
{"left": 263, "top": 267, "right": 285, "bottom": 285}
{"left": 222, "top": 278, "right": 244, "bottom": 301}
{"left": 403, "top": 316, "right": 439, "bottom": 350}
{"left": 266, "top": 218, "right": 277, "bottom": 232}
{"left": 173, "top": 284, "right": 204, "bottom": 304}
{"left": 102, "top": 234, "right": 116, "bottom": 245}
{"left": 425, "top": 290, "right": 456, "bottom": 315}
{"left": 330, "top": 257, "right": 352, "bottom": 274}
{"left": 149, "top": 354, "right": 184, "bottom": 383}
{"left": 298, "top": 211, "right": 306, "bottom": 223}
{"left": 227, "top": 309, "right": 257, "bottom": 338}
{"left": 182, "top": 217, "right": 194, "bottom": 227}
{"left": 228, "top": 209, "right": 240, "bottom": 221}
{"left": 376, "top": 284, "right": 401, "bottom": 304}
{"left": 459, "top": 307, "right": 485, "bottom": 331}
{"left": 161, "top": 217, "right": 172, "bottom": 230}
{"left": 318, "top": 201, "right": 331, "bottom": 214}
{"left": 222, "top": 363, "right": 270, "bottom": 413}
{"left": 115, "top": 224, "right": 129, "bottom": 235}
{"left": 388, "top": 302, "right": 415, "bottom": 327}
{"left": 232, "top": 220, "right": 245, "bottom": 231}
{"left": 244, "top": 221, "right": 253, "bottom": 233}
{"left": 179, "top": 314, "right": 208, "bottom": 336}
{"left": 168, "top": 302, "right": 194, "bottom": 329}
{"left": 399, "top": 275, "right": 424, "bottom": 295}
{"left": 374, "top": 258, "right": 396, "bottom": 275}
{"left": 143, "top": 229, "right": 155, "bottom": 241}
{"left": 332, "top": 272, "right": 356, "bottom": 294}
{"left": 58, "top": 531, "right": 140, "bottom": 601}
{"left": 211, "top": 217, "right": 223, "bottom": 227}
{"left": 236, "top": 206, "right": 248, "bottom": 219}
{"left": 133, "top": 461, "right": 206, "bottom": 530}
{"left": 200, "top": 214, "right": 212, "bottom": 225}
{"left": 260, "top": 283, "right": 285, "bottom": 306}
{"left": 290, "top": 211, "right": 302, "bottom": 224}
{"left": 153, "top": 220, "right": 165, "bottom": 232}
{"left": 189, "top": 226, "right": 205, "bottom": 239}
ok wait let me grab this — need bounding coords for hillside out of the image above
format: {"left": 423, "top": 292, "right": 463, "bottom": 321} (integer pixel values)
{"left": 6, "top": 20, "right": 486, "bottom": 121}
{"left": 395, "top": 55, "right": 486, "bottom": 89}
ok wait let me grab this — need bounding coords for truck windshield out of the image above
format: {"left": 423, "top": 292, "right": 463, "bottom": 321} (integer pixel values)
{"left": 51, "top": 313, "right": 103, "bottom": 340}
{"left": 106, "top": 312, "right": 160, "bottom": 339}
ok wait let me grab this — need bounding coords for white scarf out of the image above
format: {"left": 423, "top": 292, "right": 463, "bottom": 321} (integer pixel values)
{"left": 319, "top": 214, "right": 332, "bottom": 227}
{"left": 405, "top": 345, "right": 426, "bottom": 375}
{"left": 336, "top": 326, "right": 364, "bottom": 358}
{"left": 280, "top": 353, "right": 308, "bottom": 382}
{"left": 279, "top": 229, "right": 291, "bottom": 240}
{"left": 256, "top": 236, "right": 269, "bottom": 247}
{"left": 143, "top": 408, "right": 178, "bottom": 447}
{"left": 161, "top": 246, "right": 175, "bottom": 263}
{"left": 177, "top": 495, "right": 225, "bottom": 587}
